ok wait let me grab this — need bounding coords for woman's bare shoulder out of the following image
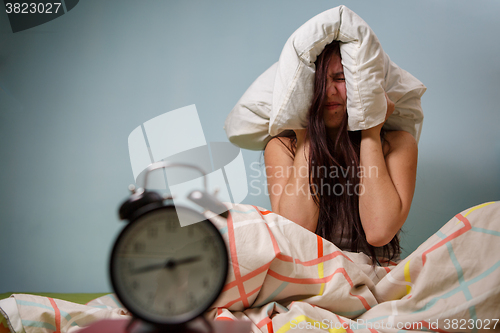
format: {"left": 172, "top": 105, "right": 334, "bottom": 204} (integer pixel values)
{"left": 265, "top": 136, "right": 295, "bottom": 157}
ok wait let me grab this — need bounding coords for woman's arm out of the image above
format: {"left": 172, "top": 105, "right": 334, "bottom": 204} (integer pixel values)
{"left": 358, "top": 95, "right": 418, "bottom": 247}
{"left": 264, "top": 131, "right": 319, "bottom": 232}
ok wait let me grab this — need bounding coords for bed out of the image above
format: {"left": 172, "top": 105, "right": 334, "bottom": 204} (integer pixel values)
{"left": 0, "top": 293, "right": 102, "bottom": 331}
{"left": 1, "top": 201, "right": 499, "bottom": 332}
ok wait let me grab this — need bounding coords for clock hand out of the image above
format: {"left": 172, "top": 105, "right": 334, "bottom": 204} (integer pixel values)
{"left": 165, "top": 256, "right": 202, "bottom": 269}
{"left": 130, "top": 262, "right": 166, "bottom": 275}
{"left": 131, "top": 256, "right": 202, "bottom": 274}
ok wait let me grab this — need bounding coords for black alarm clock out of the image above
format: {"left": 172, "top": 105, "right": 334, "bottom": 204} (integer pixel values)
{"left": 110, "top": 162, "right": 229, "bottom": 332}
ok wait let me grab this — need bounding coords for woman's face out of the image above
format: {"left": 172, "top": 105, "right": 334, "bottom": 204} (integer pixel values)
{"left": 323, "top": 52, "right": 347, "bottom": 131}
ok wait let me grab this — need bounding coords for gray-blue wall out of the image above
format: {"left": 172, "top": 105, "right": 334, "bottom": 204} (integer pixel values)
{"left": 1, "top": 0, "right": 499, "bottom": 293}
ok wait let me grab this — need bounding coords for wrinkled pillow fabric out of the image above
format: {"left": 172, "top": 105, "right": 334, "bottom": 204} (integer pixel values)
{"left": 225, "top": 5, "right": 426, "bottom": 151}
{"left": 224, "top": 63, "right": 276, "bottom": 151}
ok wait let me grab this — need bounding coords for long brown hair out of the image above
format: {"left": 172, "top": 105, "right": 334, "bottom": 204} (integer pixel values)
{"left": 285, "top": 41, "right": 399, "bottom": 263}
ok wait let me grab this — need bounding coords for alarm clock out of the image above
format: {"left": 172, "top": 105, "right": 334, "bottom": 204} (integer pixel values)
{"left": 110, "top": 162, "right": 229, "bottom": 332}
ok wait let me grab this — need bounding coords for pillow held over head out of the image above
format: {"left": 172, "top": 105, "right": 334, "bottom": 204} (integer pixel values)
{"left": 224, "top": 62, "right": 277, "bottom": 151}
{"left": 225, "top": 5, "right": 426, "bottom": 150}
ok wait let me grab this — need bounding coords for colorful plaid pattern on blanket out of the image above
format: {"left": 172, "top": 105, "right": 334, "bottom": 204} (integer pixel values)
{"left": 1, "top": 201, "right": 499, "bottom": 332}
{"left": 0, "top": 294, "right": 128, "bottom": 333}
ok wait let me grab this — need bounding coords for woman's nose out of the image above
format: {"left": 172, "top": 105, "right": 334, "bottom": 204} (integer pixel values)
{"left": 329, "top": 83, "right": 338, "bottom": 95}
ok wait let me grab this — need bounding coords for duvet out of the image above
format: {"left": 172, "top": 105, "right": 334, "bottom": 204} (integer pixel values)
{"left": 1, "top": 201, "right": 499, "bottom": 332}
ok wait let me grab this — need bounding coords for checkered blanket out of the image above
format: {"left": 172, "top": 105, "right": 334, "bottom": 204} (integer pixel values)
{"left": 2, "top": 201, "right": 499, "bottom": 332}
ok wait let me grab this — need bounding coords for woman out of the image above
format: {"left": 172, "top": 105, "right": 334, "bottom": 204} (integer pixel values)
{"left": 264, "top": 41, "right": 418, "bottom": 261}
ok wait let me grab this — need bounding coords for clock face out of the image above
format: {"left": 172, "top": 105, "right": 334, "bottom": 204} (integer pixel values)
{"left": 110, "top": 206, "right": 228, "bottom": 326}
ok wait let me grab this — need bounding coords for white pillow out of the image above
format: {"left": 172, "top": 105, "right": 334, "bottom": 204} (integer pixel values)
{"left": 224, "top": 62, "right": 276, "bottom": 151}
{"left": 225, "top": 5, "right": 426, "bottom": 150}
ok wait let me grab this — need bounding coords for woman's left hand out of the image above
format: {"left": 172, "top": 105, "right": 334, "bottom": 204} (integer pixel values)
{"left": 363, "top": 92, "right": 394, "bottom": 135}
{"left": 358, "top": 91, "right": 417, "bottom": 247}
{"left": 384, "top": 91, "right": 395, "bottom": 121}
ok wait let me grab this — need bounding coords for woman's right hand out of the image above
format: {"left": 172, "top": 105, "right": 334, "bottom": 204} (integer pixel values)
{"left": 293, "top": 128, "right": 308, "bottom": 147}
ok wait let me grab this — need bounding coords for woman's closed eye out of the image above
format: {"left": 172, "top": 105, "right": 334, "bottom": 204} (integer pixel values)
{"left": 330, "top": 75, "right": 345, "bottom": 81}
